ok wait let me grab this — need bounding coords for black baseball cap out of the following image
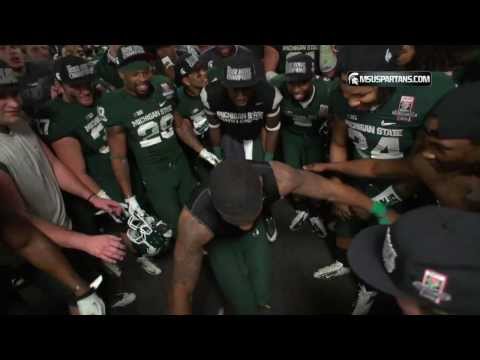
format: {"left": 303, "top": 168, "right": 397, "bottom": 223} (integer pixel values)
{"left": 429, "top": 81, "right": 480, "bottom": 142}
{"left": 55, "top": 56, "right": 94, "bottom": 86}
{"left": 209, "top": 160, "right": 263, "bottom": 226}
{"left": 116, "top": 45, "right": 151, "bottom": 72}
{"left": 220, "top": 52, "right": 259, "bottom": 89}
{"left": 285, "top": 54, "right": 315, "bottom": 83}
{"left": 0, "top": 63, "right": 19, "bottom": 98}
{"left": 174, "top": 52, "right": 205, "bottom": 85}
{"left": 337, "top": 45, "right": 401, "bottom": 73}
{"left": 348, "top": 205, "right": 480, "bottom": 314}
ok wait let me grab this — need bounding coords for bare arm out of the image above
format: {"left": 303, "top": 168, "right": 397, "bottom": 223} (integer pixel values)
{"left": 272, "top": 161, "right": 374, "bottom": 213}
{"left": 107, "top": 125, "right": 132, "bottom": 198}
{"left": 304, "top": 158, "right": 416, "bottom": 180}
{"left": 169, "top": 208, "right": 214, "bottom": 315}
{"left": 0, "top": 211, "right": 90, "bottom": 298}
{"left": 264, "top": 46, "right": 279, "bottom": 73}
{"left": 40, "top": 140, "right": 93, "bottom": 201}
{"left": 51, "top": 137, "right": 101, "bottom": 194}
{"left": 264, "top": 113, "right": 281, "bottom": 157}
{"left": 208, "top": 114, "right": 222, "bottom": 149}
{"left": 0, "top": 169, "right": 125, "bottom": 262}
{"left": 174, "top": 111, "right": 205, "bottom": 154}
{"left": 330, "top": 116, "right": 349, "bottom": 164}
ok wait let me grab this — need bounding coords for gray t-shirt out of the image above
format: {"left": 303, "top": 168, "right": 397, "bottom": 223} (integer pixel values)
{"left": 0, "top": 118, "right": 71, "bottom": 229}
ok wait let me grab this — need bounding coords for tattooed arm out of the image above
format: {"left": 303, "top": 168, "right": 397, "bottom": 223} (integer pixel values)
{"left": 169, "top": 207, "right": 214, "bottom": 315}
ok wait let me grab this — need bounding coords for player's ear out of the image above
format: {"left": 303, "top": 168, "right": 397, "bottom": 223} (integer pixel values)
{"left": 182, "top": 76, "right": 190, "bottom": 88}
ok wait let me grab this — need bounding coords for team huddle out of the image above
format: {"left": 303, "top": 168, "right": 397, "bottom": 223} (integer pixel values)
{"left": 1, "top": 45, "right": 480, "bottom": 315}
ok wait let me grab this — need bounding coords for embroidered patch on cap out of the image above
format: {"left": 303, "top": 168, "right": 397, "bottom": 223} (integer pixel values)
{"left": 66, "top": 63, "right": 94, "bottom": 80}
{"left": 226, "top": 66, "right": 252, "bottom": 81}
{"left": 382, "top": 227, "right": 397, "bottom": 273}
{"left": 286, "top": 62, "right": 307, "bottom": 74}
{"left": 185, "top": 53, "right": 199, "bottom": 69}
{"left": 0, "top": 68, "right": 18, "bottom": 85}
{"left": 412, "top": 269, "right": 452, "bottom": 304}
{"left": 121, "top": 46, "right": 146, "bottom": 60}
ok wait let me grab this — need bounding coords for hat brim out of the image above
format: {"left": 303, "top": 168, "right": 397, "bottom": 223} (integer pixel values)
{"left": 220, "top": 77, "right": 259, "bottom": 89}
{"left": 118, "top": 60, "right": 151, "bottom": 73}
{"left": 348, "top": 224, "right": 405, "bottom": 298}
{"left": 63, "top": 75, "right": 95, "bottom": 87}
{"left": 285, "top": 73, "right": 314, "bottom": 83}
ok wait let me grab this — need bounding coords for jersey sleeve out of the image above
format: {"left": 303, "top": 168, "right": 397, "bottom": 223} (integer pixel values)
{"left": 46, "top": 117, "right": 76, "bottom": 143}
{"left": 98, "top": 93, "right": 121, "bottom": 128}
{"left": 36, "top": 101, "right": 75, "bottom": 143}
{"left": 269, "top": 73, "right": 286, "bottom": 89}
{"left": 265, "top": 83, "right": 283, "bottom": 118}
{"left": 200, "top": 83, "right": 217, "bottom": 116}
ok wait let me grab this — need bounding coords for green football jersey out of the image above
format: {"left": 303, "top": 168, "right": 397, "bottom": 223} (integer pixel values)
{"left": 39, "top": 98, "right": 123, "bottom": 201}
{"left": 332, "top": 72, "right": 455, "bottom": 161}
{"left": 99, "top": 78, "right": 183, "bottom": 176}
{"left": 176, "top": 86, "right": 209, "bottom": 140}
{"left": 270, "top": 74, "right": 337, "bottom": 135}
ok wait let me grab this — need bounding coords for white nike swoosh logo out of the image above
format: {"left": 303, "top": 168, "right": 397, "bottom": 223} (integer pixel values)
{"left": 255, "top": 102, "right": 263, "bottom": 106}
{"left": 381, "top": 121, "right": 396, "bottom": 126}
{"left": 159, "top": 101, "right": 167, "bottom": 107}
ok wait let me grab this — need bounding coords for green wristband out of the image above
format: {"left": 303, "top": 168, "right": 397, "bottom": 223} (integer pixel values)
{"left": 378, "top": 217, "right": 391, "bottom": 225}
{"left": 213, "top": 146, "right": 223, "bottom": 159}
{"left": 371, "top": 201, "right": 388, "bottom": 218}
{"left": 264, "top": 152, "right": 274, "bottom": 162}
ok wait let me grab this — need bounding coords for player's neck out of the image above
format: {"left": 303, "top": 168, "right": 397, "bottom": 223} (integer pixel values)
{"left": 185, "top": 86, "right": 201, "bottom": 97}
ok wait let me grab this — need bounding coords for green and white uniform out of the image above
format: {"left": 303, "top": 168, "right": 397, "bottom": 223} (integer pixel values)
{"left": 39, "top": 98, "right": 124, "bottom": 202}
{"left": 100, "top": 77, "right": 196, "bottom": 234}
{"left": 332, "top": 72, "right": 455, "bottom": 236}
{"left": 270, "top": 74, "right": 337, "bottom": 168}
{"left": 176, "top": 86, "right": 211, "bottom": 182}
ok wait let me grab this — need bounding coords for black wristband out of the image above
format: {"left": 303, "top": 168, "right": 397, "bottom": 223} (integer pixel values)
{"left": 69, "top": 286, "right": 96, "bottom": 307}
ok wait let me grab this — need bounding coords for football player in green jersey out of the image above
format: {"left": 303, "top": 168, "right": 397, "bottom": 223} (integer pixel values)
{"left": 174, "top": 52, "right": 212, "bottom": 182}
{"left": 270, "top": 54, "right": 337, "bottom": 237}
{"left": 38, "top": 56, "right": 168, "bottom": 277}
{"left": 307, "top": 45, "right": 455, "bottom": 315}
{"left": 305, "top": 81, "right": 480, "bottom": 212}
{"left": 103, "top": 46, "right": 219, "bottom": 239}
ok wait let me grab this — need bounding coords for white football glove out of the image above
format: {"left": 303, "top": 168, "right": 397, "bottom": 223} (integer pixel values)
{"left": 199, "top": 149, "right": 222, "bottom": 167}
{"left": 96, "top": 189, "right": 111, "bottom": 200}
{"left": 125, "top": 195, "right": 145, "bottom": 217}
{"left": 76, "top": 275, "right": 106, "bottom": 315}
{"left": 94, "top": 190, "right": 123, "bottom": 223}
